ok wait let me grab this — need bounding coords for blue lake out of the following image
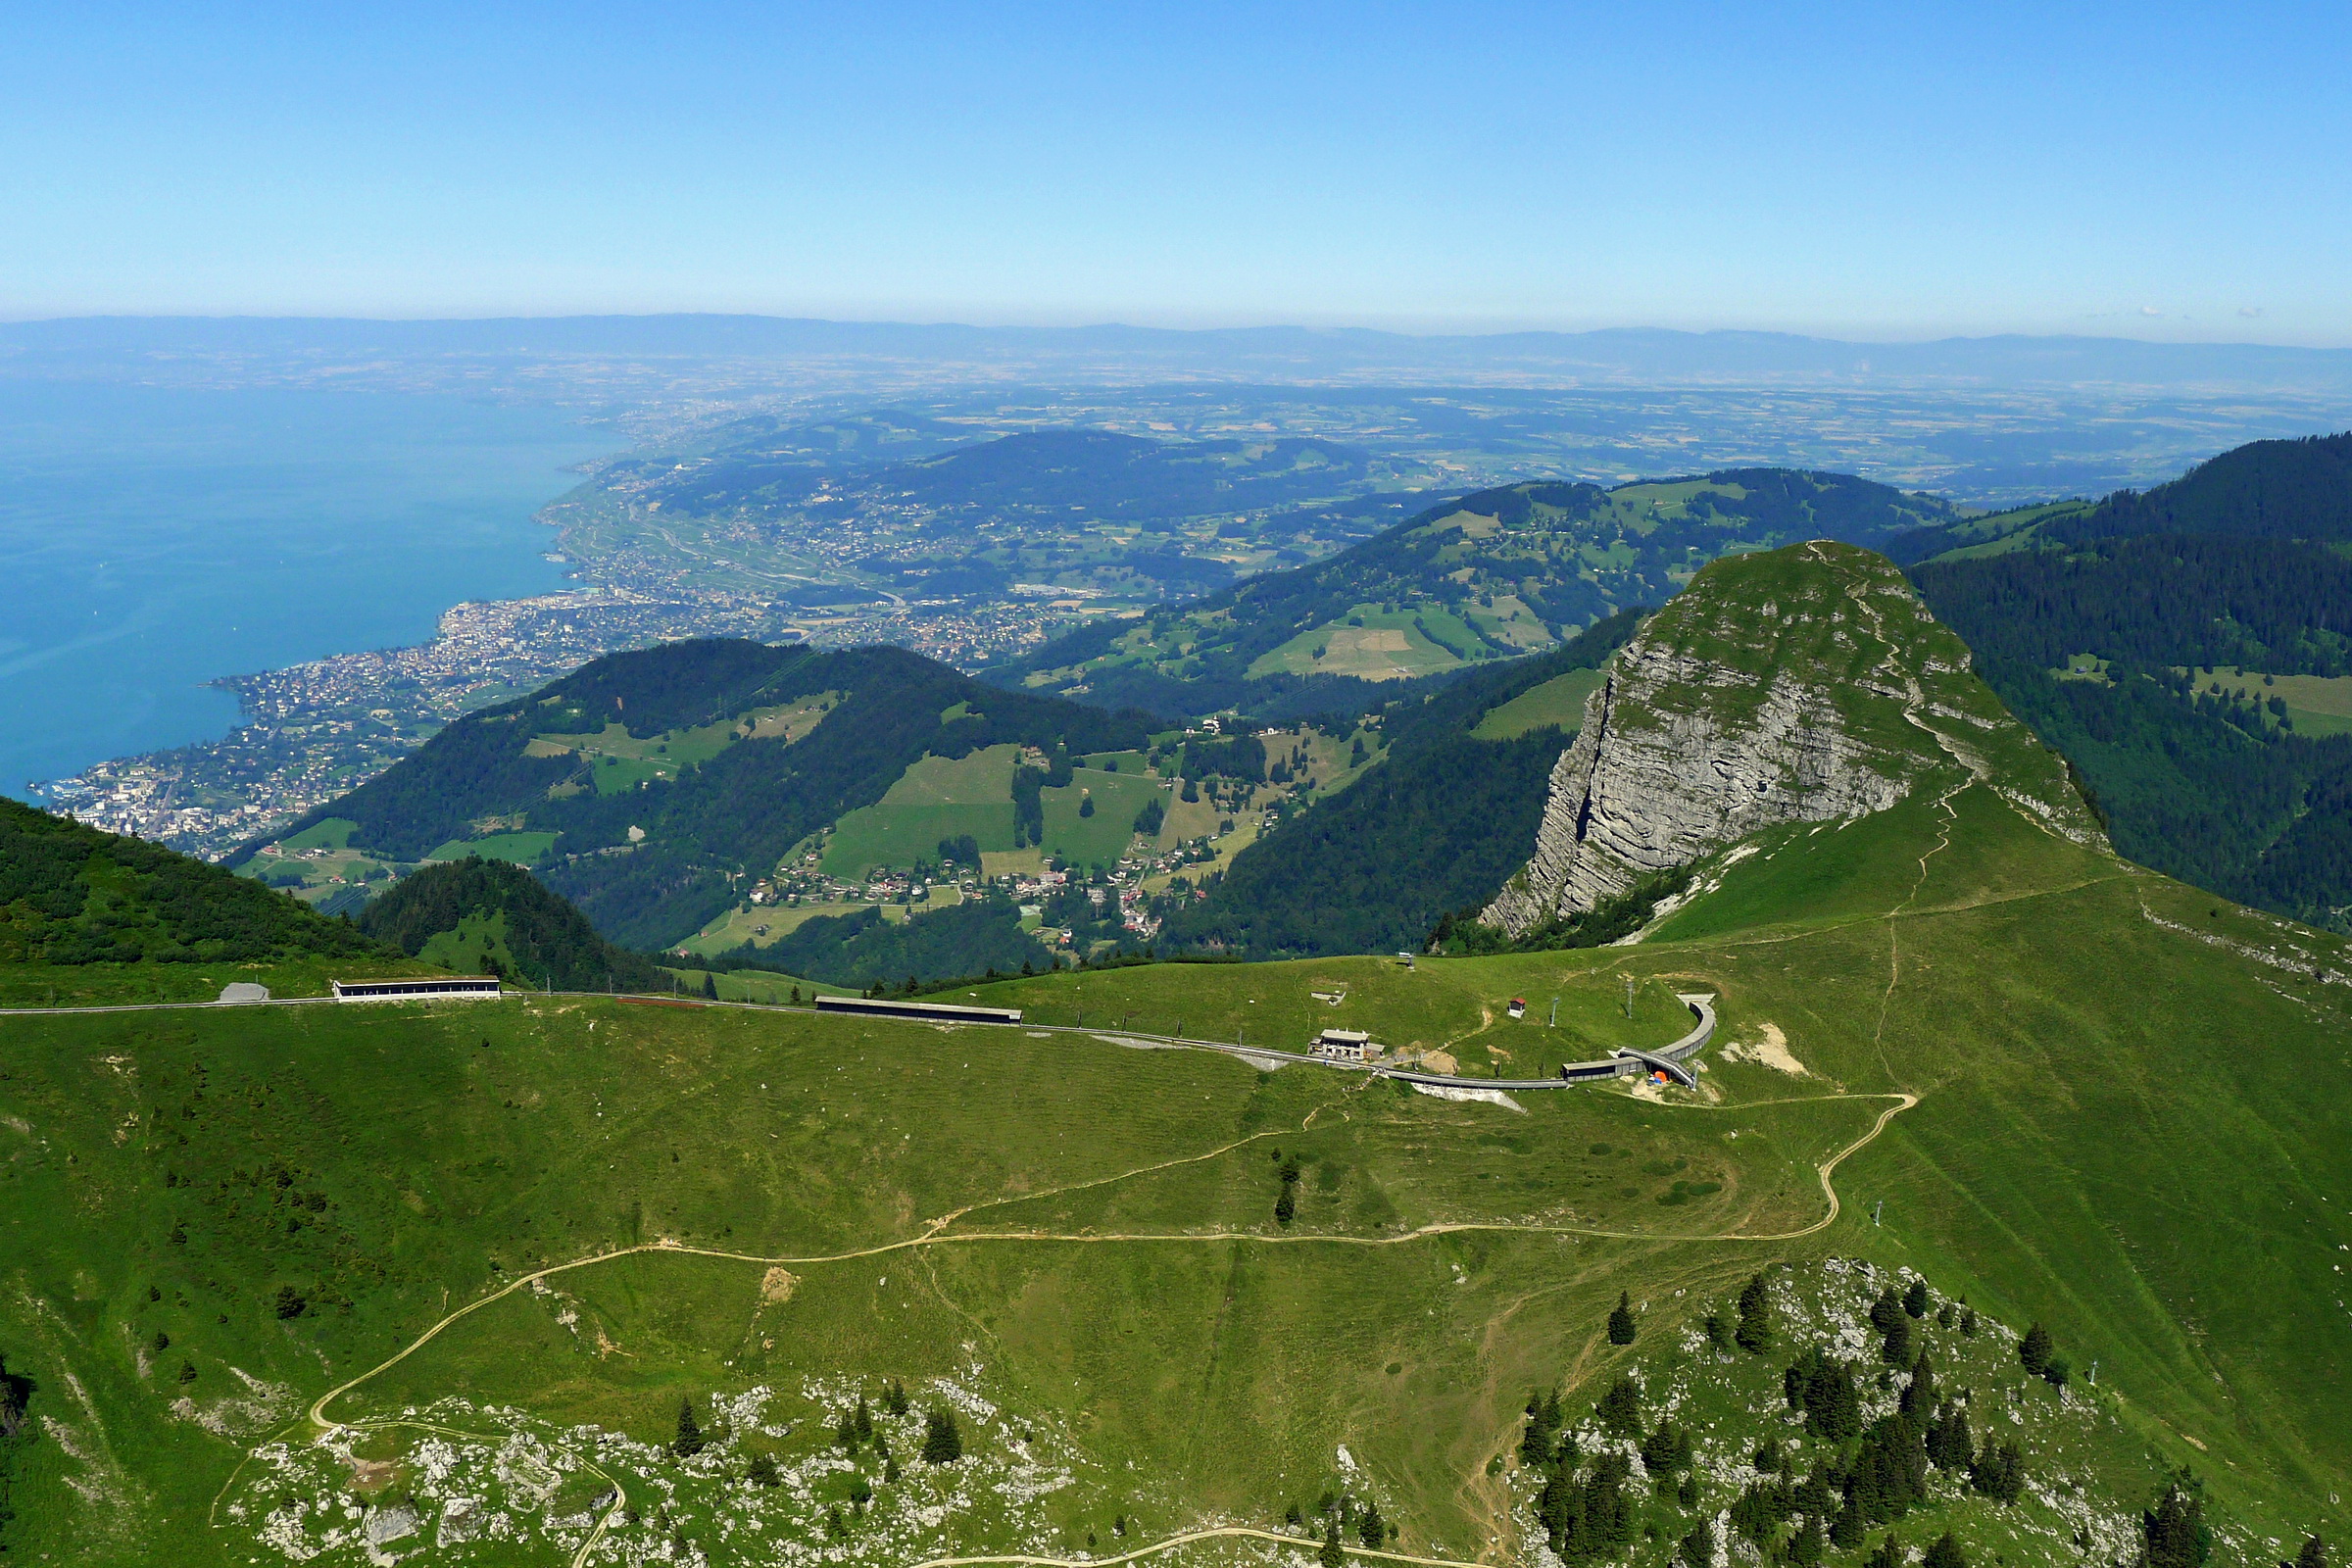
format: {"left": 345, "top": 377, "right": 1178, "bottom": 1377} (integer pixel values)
{"left": 0, "top": 383, "right": 612, "bottom": 800}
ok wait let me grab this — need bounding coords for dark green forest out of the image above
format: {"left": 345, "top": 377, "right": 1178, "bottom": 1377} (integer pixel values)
{"left": 1911, "top": 473, "right": 2352, "bottom": 929}
{"left": 1165, "top": 612, "right": 1645, "bottom": 958}
{"left": 0, "top": 798, "right": 383, "bottom": 966}
{"left": 710, "top": 898, "right": 1051, "bottom": 990}
{"left": 355, "top": 858, "right": 667, "bottom": 992}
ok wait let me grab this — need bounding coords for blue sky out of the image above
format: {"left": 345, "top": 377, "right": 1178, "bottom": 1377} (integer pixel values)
{"left": 5, "top": 2, "right": 2346, "bottom": 341}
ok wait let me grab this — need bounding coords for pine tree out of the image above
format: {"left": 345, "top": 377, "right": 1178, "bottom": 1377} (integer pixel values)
{"left": 673, "top": 1396, "right": 705, "bottom": 1458}
{"left": 836, "top": 1409, "right": 859, "bottom": 1447}
{"left": 1899, "top": 1350, "right": 1936, "bottom": 1422}
{"left": 1608, "top": 1291, "right": 1639, "bottom": 1345}
{"left": 701, "top": 971, "right": 718, "bottom": 1000}
{"left": 1926, "top": 1401, "right": 1974, "bottom": 1470}
{"left": 884, "top": 1378, "right": 910, "bottom": 1416}
{"left": 2140, "top": 1481, "right": 2211, "bottom": 1568}
{"left": 176, "top": 1359, "right": 197, "bottom": 1386}
{"left": 1865, "top": 1534, "right": 1903, "bottom": 1568}
{"left": 1594, "top": 1373, "right": 1643, "bottom": 1437}
{"left": 1704, "top": 1312, "right": 1734, "bottom": 1352}
{"left": 1788, "top": 1511, "right": 1827, "bottom": 1568}
{"left": 1922, "top": 1531, "right": 1967, "bottom": 1568}
{"left": 1903, "top": 1279, "right": 1931, "bottom": 1319}
{"left": 2295, "top": 1536, "right": 2325, "bottom": 1568}
{"left": 854, "top": 1396, "right": 874, "bottom": 1444}
{"left": 746, "top": 1453, "right": 779, "bottom": 1487}
{"left": 2019, "top": 1323, "right": 2054, "bottom": 1378}
{"left": 1358, "top": 1502, "right": 1386, "bottom": 1548}
{"left": 1882, "top": 1310, "right": 1914, "bottom": 1367}
{"left": 1287, "top": 1501, "right": 1305, "bottom": 1530}
{"left": 921, "top": 1407, "right": 963, "bottom": 1465}
{"left": 824, "top": 1505, "right": 849, "bottom": 1540}
{"left": 1320, "top": 1517, "right": 1348, "bottom": 1567}
{"left": 1737, "top": 1272, "right": 1775, "bottom": 1354}
{"left": 1959, "top": 1307, "right": 1978, "bottom": 1337}
{"left": 1870, "top": 1286, "right": 1905, "bottom": 1335}
{"left": 1680, "top": 1517, "right": 1716, "bottom": 1568}
{"left": 1831, "top": 1491, "right": 1867, "bottom": 1549}
{"left": 1678, "top": 1471, "right": 1700, "bottom": 1508}
{"left": 1969, "top": 1441, "right": 2025, "bottom": 1504}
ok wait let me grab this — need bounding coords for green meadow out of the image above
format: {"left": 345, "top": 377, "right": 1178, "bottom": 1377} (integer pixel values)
{"left": 4, "top": 781, "right": 2347, "bottom": 1563}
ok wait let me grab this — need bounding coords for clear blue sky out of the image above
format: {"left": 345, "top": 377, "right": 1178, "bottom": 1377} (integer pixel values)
{"left": 6, "top": 2, "right": 2346, "bottom": 342}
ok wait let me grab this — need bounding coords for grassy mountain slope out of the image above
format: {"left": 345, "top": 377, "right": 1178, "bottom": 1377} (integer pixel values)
{"left": 988, "top": 468, "right": 1960, "bottom": 720}
{"left": 248, "top": 640, "right": 1154, "bottom": 952}
{"left": 354, "top": 858, "right": 669, "bottom": 994}
{"left": 6, "top": 749, "right": 2344, "bottom": 1565}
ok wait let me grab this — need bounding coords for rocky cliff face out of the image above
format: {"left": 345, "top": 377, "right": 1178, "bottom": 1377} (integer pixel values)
{"left": 1482, "top": 541, "right": 2102, "bottom": 936}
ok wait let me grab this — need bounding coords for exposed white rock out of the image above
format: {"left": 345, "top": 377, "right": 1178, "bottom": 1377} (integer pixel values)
{"left": 1485, "top": 542, "right": 2099, "bottom": 936}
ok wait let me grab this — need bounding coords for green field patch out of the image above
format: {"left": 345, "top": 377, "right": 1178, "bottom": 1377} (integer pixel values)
{"left": 2191, "top": 664, "right": 2352, "bottom": 736}
{"left": 424, "top": 830, "right": 559, "bottom": 865}
{"left": 1472, "top": 666, "right": 1605, "bottom": 739}
{"left": 275, "top": 816, "right": 357, "bottom": 851}
{"left": 416, "top": 907, "right": 515, "bottom": 978}
{"left": 820, "top": 749, "right": 1026, "bottom": 876}
{"left": 1040, "top": 767, "right": 1167, "bottom": 866}
{"left": 1247, "top": 606, "right": 1467, "bottom": 681}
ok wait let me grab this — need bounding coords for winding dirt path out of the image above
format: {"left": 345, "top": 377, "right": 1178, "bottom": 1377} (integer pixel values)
{"left": 300, "top": 1089, "right": 1914, "bottom": 1435}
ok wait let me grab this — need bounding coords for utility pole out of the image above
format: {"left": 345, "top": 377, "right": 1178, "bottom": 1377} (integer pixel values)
{"left": 1872, "top": 1200, "right": 1884, "bottom": 1227}
{"left": 1623, "top": 974, "right": 1635, "bottom": 1019}
{"left": 1548, "top": 997, "right": 1559, "bottom": 1028}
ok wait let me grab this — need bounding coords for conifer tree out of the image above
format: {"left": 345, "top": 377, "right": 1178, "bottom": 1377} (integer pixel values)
{"left": 1737, "top": 1272, "right": 1775, "bottom": 1354}
{"left": 1870, "top": 1286, "right": 1905, "bottom": 1335}
{"left": 1832, "top": 1491, "right": 1867, "bottom": 1549}
{"left": 1704, "top": 1312, "right": 1734, "bottom": 1352}
{"left": 1608, "top": 1291, "right": 1639, "bottom": 1345}
{"left": 1320, "top": 1517, "right": 1348, "bottom": 1567}
{"left": 836, "top": 1409, "right": 859, "bottom": 1447}
{"left": 854, "top": 1396, "right": 874, "bottom": 1445}
{"left": 1903, "top": 1279, "right": 1931, "bottom": 1318}
{"left": 2295, "top": 1537, "right": 2325, "bottom": 1568}
{"left": 702, "top": 971, "right": 718, "bottom": 1000}
{"left": 1922, "top": 1532, "right": 1968, "bottom": 1568}
{"left": 1899, "top": 1350, "right": 1937, "bottom": 1422}
{"left": 1678, "top": 1471, "right": 1701, "bottom": 1509}
{"left": 1358, "top": 1502, "right": 1386, "bottom": 1549}
{"left": 921, "top": 1407, "right": 963, "bottom": 1465}
{"left": 1969, "top": 1441, "right": 2025, "bottom": 1504}
{"left": 2019, "top": 1323, "right": 2054, "bottom": 1378}
{"left": 1882, "top": 1310, "right": 1914, "bottom": 1367}
{"left": 1788, "top": 1511, "right": 1827, "bottom": 1568}
{"left": 673, "top": 1396, "right": 705, "bottom": 1458}
{"left": 1926, "top": 1401, "right": 1974, "bottom": 1470}
{"left": 885, "top": 1378, "right": 910, "bottom": 1416}
{"left": 2139, "top": 1480, "right": 2211, "bottom": 1568}
{"left": 746, "top": 1453, "right": 779, "bottom": 1487}
{"left": 1865, "top": 1534, "right": 1903, "bottom": 1568}
{"left": 1680, "top": 1517, "right": 1716, "bottom": 1568}
{"left": 1594, "top": 1373, "right": 1643, "bottom": 1437}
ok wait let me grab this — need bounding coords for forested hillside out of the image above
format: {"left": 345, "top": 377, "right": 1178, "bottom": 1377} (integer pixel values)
{"left": 249, "top": 640, "right": 1154, "bottom": 951}
{"left": 1164, "top": 611, "right": 1646, "bottom": 957}
{"left": 1909, "top": 434, "right": 2352, "bottom": 929}
{"left": 989, "top": 468, "right": 1956, "bottom": 721}
{"left": 356, "top": 858, "right": 668, "bottom": 993}
{"left": 0, "top": 798, "right": 382, "bottom": 967}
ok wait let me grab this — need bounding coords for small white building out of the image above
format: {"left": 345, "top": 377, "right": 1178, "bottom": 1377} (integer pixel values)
{"left": 1312, "top": 1028, "right": 1375, "bottom": 1062}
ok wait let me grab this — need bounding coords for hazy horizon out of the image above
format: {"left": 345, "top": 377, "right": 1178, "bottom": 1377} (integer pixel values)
{"left": 11, "top": 4, "right": 2349, "bottom": 345}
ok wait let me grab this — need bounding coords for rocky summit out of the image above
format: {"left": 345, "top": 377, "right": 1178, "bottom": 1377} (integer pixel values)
{"left": 1484, "top": 540, "right": 2101, "bottom": 935}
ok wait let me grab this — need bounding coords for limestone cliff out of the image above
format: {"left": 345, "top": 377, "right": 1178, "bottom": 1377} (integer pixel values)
{"left": 1482, "top": 541, "right": 2102, "bottom": 936}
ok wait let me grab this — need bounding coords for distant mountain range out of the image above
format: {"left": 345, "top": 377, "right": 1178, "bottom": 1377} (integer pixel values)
{"left": 8, "top": 315, "right": 2352, "bottom": 391}
{"left": 984, "top": 468, "right": 1959, "bottom": 720}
